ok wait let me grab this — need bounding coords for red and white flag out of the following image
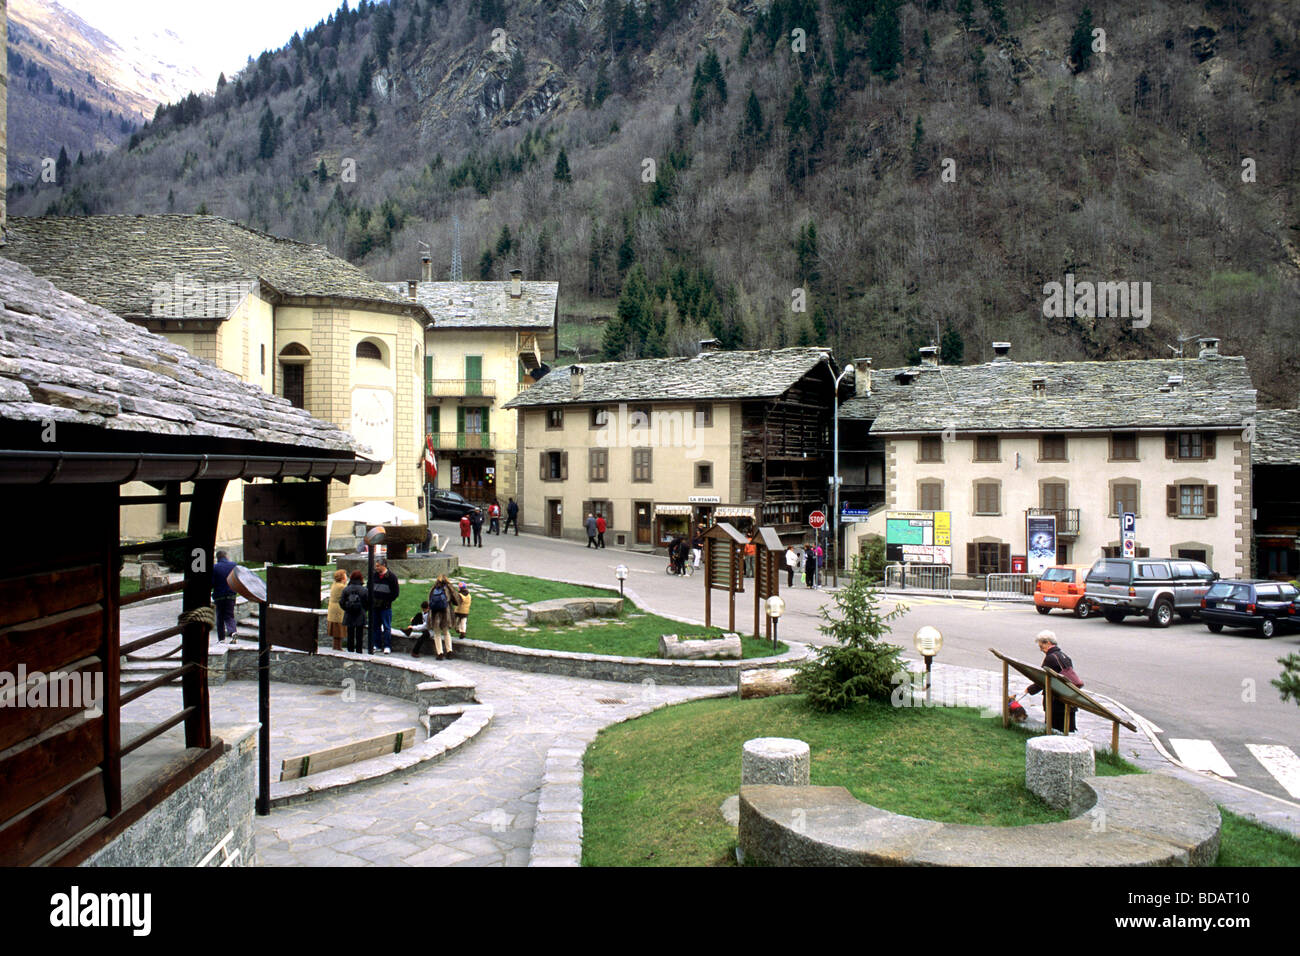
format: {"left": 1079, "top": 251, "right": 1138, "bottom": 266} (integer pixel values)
{"left": 424, "top": 434, "right": 438, "bottom": 482}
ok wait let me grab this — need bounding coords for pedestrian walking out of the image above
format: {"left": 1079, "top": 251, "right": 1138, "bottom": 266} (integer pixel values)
{"left": 1025, "top": 630, "right": 1081, "bottom": 733}
{"left": 459, "top": 513, "right": 472, "bottom": 546}
{"left": 585, "top": 512, "right": 598, "bottom": 548}
{"left": 369, "top": 561, "right": 401, "bottom": 654}
{"left": 470, "top": 508, "right": 484, "bottom": 547}
{"left": 785, "top": 546, "right": 798, "bottom": 587}
{"left": 327, "top": 569, "right": 347, "bottom": 651}
{"left": 814, "top": 543, "right": 824, "bottom": 589}
{"left": 505, "top": 497, "right": 519, "bottom": 535}
{"left": 212, "top": 550, "right": 238, "bottom": 644}
{"left": 690, "top": 527, "right": 704, "bottom": 570}
{"left": 425, "top": 574, "right": 461, "bottom": 660}
{"left": 596, "top": 513, "right": 607, "bottom": 548}
{"left": 804, "top": 545, "right": 816, "bottom": 588}
{"left": 341, "top": 571, "right": 369, "bottom": 654}
{"left": 489, "top": 500, "right": 501, "bottom": 535}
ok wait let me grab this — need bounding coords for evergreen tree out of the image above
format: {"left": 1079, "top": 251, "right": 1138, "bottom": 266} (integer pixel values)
{"left": 55, "top": 146, "right": 70, "bottom": 183}
{"left": 867, "top": 0, "right": 901, "bottom": 80}
{"left": 257, "top": 104, "right": 279, "bottom": 158}
{"left": 479, "top": 248, "right": 495, "bottom": 280}
{"left": 1068, "top": 7, "right": 1094, "bottom": 73}
{"left": 592, "top": 61, "right": 611, "bottom": 106}
{"left": 616, "top": 217, "right": 635, "bottom": 276}
{"left": 496, "top": 224, "right": 513, "bottom": 258}
{"left": 317, "top": 158, "right": 329, "bottom": 183}
{"left": 940, "top": 325, "right": 965, "bottom": 364}
{"left": 795, "top": 220, "right": 819, "bottom": 283}
{"left": 554, "top": 146, "right": 572, "bottom": 183}
{"left": 217, "top": 72, "right": 227, "bottom": 89}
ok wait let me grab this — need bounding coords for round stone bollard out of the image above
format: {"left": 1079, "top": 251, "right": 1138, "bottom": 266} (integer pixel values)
{"left": 1026, "top": 735, "right": 1096, "bottom": 816}
{"left": 742, "top": 737, "right": 811, "bottom": 787}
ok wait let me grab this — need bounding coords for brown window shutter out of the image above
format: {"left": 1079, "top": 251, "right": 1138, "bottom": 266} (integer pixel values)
{"left": 539, "top": 451, "right": 547, "bottom": 481}
{"left": 1165, "top": 433, "right": 1177, "bottom": 458}
{"left": 1204, "top": 433, "right": 1216, "bottom": 459}
{"left": 965, "top": 542, "right": 976, "bottom": 574}
{"left": 1206, "top": 484, "right": 1218, "bottom": 517}
{"left": 1166, "top": 484, "right": 1177, "bottom": 516}
{"left": 999, "top": 543, "right": 1010, "bottom": 573}
{"left": 561, "top": 451, "right": 569, "bottom": 480}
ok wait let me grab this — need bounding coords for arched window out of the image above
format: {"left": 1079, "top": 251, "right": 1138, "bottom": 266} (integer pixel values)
{"left": 278, "top": 342, "right": 310, "bottom": 409}
{"left": 356, "top": 341, "right": 383, "bottom": 361}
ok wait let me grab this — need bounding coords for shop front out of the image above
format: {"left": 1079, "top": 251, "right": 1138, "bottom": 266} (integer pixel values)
{"left": 655, "top": 501, "right": 757, "bottom": 550}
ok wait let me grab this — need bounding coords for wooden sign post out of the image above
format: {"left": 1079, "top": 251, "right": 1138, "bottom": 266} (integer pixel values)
{"left": 703, "top": 522, "right": 747, "bottom": 632}
{"left": 751, "top": 527, "right": 784, "bottom": 640}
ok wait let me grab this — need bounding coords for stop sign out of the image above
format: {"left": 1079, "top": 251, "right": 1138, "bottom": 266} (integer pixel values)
{"left": 808, "top": 510, "right": 826, "bottom": 529}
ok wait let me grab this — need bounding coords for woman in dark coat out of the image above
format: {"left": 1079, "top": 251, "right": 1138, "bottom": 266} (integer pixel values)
{"left": 1025, "top": 630, "right": 1079, "bottom": 733}
{"left": 803, "top": 545, "right": 816, "bottom": 588}
{"left": 340, "top": 570, "right": 370, "bottom": 654}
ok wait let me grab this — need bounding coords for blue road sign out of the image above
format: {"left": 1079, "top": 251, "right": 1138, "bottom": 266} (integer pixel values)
{"left": 1122, "top": 512, "right": 1136, "bottom": 533}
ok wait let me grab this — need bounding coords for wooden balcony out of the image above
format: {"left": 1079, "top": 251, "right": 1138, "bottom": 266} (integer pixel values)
{"left": 426, "top": 379, "right": 496, "bottom": 399}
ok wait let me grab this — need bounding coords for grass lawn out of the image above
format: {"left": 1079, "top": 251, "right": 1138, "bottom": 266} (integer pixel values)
{"left": 581, "top": 694, "right": 1299, "bottom": 867}
{"left": 119, "top": 577, "right": 140, "bottom": 597}
{"left": 386, "top": 567, "right": 786, "bottom": 659}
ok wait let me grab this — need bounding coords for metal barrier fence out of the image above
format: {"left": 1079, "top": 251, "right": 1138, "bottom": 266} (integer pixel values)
{"left": 985, "top": 573, "right": 1038, "bottom": 603}
{"left": 883, "top": 563, "right": 952, "bottom": 598}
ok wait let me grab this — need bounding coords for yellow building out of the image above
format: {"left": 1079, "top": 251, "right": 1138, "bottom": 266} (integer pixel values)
{"left": 4, "top": 215, "right": 430, "bottom": 546}
{"left": 389, "top": 267, "right": 557, "bottom": 504}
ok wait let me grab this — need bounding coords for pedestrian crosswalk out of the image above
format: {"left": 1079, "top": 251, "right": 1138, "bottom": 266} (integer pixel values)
{"left": 1169, "top": 738, "right": 1300, "bottom": 799}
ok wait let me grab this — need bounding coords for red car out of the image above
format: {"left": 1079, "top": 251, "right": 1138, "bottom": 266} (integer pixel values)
{"left": 1034, "top": 565, "right": 1096, "bottom": 618}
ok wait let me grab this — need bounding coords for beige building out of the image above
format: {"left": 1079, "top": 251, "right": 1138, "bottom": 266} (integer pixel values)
{"left": 387, "top": 267, "right": 557, "bottom": 504}
{"left": 4, "top": 215, "right": 431, "bottom": 544}
{"left": 843, "top": 340, "right": 1257, "bottom": 578}
{"left": 504, "top": 347, "right": 837, "bottom": 548}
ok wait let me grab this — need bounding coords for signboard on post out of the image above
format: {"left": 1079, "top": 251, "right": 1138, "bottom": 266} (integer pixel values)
{"left": 703, "top": 522, "right": 747, "bottom": 632}
{"left": 750, "top": 527, "right": 783, "bottom": 641}
{"left": 885, "top": 511, "right": 952, "bottom": 565}
{"left": 1121, "top": 512, "right": 1136, "bottom": 558}
{"left": 1026, "top": 513, "right": 1057, "bottom": 576}
{"left": 808, "top": 510, "right": 826, "bottom": 530}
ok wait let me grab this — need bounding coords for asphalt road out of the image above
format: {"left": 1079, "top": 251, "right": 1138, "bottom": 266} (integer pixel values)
{"left": 439, "top": 524, "right": 1300, "bottom": 804}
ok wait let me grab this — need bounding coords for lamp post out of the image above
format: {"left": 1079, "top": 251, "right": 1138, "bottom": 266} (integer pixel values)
{"left": 615, "top": 564, "right": 628, "bottom": 596}
{"left": 831, "top": 362, "right": 855, "bottom": 589}
{"left": 913, "top": 625, "right": 943, "bottom": 704}
{"left": 766, "top": 594, "right": 786, "bottom": 653}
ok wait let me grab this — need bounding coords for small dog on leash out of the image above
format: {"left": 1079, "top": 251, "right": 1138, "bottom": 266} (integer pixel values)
{"left": 1007, "top": 696, "right": 1029, "bottom": 722}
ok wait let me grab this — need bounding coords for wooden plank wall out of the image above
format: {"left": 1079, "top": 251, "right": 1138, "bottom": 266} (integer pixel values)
{"left": 0, "top": 484, "right": 117, "bottom": 865}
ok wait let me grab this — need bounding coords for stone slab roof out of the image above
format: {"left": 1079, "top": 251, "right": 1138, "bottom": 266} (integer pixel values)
{"left": 502, "top": 348, "right": 834, "bottom": 408}
{"left": 839, "top": 366, "right": 934, "bottom": 421}
{"left": 384, "top": 279, "right": 558, "bottom": 329}
{"left": 1252, "top": 409, "right": 1300, "bottom": 466}
{"left": 0, "top": 255, "right": 370, "bottom": 454}
{"left": 4, "top": 215, "right": 424, "bottom": 319}
{"left": 866, "top": 357, "right": 1256, "bottom": 434}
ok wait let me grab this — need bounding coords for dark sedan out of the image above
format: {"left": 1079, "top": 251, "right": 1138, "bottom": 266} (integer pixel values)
{"left": 1199, "top": 580, "right": 1300, "bottom": 638}
{"left": 427, "top": 489, "right": 478, "bottom": 522}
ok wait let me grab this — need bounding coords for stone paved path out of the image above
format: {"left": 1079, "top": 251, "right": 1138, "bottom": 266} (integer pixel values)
{"left": 253, "top": 662, "right": 725, "bottom": 866}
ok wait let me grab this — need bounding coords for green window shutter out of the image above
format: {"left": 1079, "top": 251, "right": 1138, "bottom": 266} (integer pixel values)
{"left": 457, "top": 406, "right": 466, "bottom": 434}
{"left": 483, "top": 406, "right": 490, "bottom": 437}
{"left": 424, "top": 355, "right": 433, "bottom": 380}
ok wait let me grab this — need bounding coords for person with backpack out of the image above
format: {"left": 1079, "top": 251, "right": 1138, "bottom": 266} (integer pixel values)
{"left": 488, "top": 500, "right": 501, "bottom": 535}
{"left": 369, "top": 561, "right": 401, "bottom": 654}
{"left": 426, "top": 574, "right": 461, "bottom": 660}
{"left": 504, "top": 498, "right": 519, "bottom": 535}
{"left": 459, "top": 513, "right": 472, "bottom": 546}
{"left": 340, "top": 571, "right": 369, "bottom": 654}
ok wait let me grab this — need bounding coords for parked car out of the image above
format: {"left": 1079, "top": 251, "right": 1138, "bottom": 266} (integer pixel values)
{"left": 1199, "top": 579, "right": 1300, "bottom": 638}
{"left": 1034, "top": 565, "right": 1096, "bottom": 617}
{"left": 427, "top": 489, "right": 477, "bottom": 521}
{"left": 1084, "top": 557, "right": 1217, "bottom": 627}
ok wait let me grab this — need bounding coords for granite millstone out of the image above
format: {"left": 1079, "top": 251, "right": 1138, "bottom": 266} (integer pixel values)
{"left": 1026, "top": 735, "right": 1095, "bottom": 815}
{"left": 742, "top": 737, "right": 811, "bottom": 787}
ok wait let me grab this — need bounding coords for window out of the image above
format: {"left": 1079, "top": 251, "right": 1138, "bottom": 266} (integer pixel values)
{"left": 589, "top": 449, "right": 608, "bottom": 482}
{"left": 632, "top": 448, "right": 652, "bottom": 482}
{"left": 582, "top": 500, "right": 613, "bottom": 526}
{"left": 1040, "top": 434, "right": 1067, "bottom": 461}
{"left": 1110, "top": 432, "right": 1138, "bottom": 460}
{"left": 356, "top": 340, "right": 383, "bottom": 361}
{"left": 1041, "top": 482, "right": 1067, "bottom": 512}
{"left": 1166, "top": 431, "right": 1216, "bottom": 460}
{"left": 974, "top": 435, "right": 1000, "bottom": 462}
{"left": 1168, "top": 483, "right": 1217, "bottom": 518}
{"left": 260, "top": 344, "right": 266, "bottom": 376}
{"left": 547, "top": 408, "right": 564, "bottom": 430}
{"left": 919, "top": 436, "right": 944, "bottom": 462}
{"left": 282, "top": 363, "right": 304, "bottom": 409}
{"left": 590, "top": 406, "right": 609, "bottom": 428}
{"left": 1111, "top": 482, "right": 1138, "bottom": 517}
{"left": 975, "top": 481, "right": 1000, "bottom": 515}
{"left": 631, "top": 405, "right": 652, "bottom": 428}
{"left": 968, "top": 541, "right": 1009, "bottom": 575}
{"left": 696, "top": 462, "right": 713, "bottom": 487}
{"left": 695, "top": 404, "right": 713, "bottom": 428}
{"left": 919, "top": 481, "right": 943, "bottom": 511}
{"left": 540, "top": 451, "right": 567, "bottom": 481}
{"left": 426, "top": 407, "right": 440, "bottom": 435}
{"left": 1138, "top": 563, "right": 1171, "bottom": 580}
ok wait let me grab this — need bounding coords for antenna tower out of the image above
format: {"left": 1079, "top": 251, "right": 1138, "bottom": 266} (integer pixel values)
{"left": 450, "top": 216, "right": 463, "bottom": 282}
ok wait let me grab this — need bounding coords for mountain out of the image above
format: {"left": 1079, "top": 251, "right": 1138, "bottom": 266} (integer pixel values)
{"left": 8, "top": 0, "right": 1300, "bottom": 405}
{"left": 5, "top": 0, "right": 211, "bottom": 182}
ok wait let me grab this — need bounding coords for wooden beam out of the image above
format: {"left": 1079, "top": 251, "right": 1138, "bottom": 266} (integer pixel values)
{"left": 279, "top": 728, "right": 419, "bottom": 780}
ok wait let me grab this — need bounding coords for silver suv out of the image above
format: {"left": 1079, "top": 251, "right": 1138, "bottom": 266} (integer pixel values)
{"left": 1084, "top": 558, "right": 1218, "bottom": 627}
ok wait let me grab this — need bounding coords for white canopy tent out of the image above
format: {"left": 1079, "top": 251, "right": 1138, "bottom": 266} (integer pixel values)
{"left": 326, "top": 500, "right": 422, "bottom": 535}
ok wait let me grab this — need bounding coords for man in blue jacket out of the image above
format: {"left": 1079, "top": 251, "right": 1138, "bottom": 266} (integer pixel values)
{"left": 212, "top": 550, "right": 238, "bottom": 644}
{"left": 369, "top": 561, "right": 401, "bottom": 654}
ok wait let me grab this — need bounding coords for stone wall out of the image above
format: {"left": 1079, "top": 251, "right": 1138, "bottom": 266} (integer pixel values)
{"left": 84, "top": 725, "right": 258, "bottom": 867}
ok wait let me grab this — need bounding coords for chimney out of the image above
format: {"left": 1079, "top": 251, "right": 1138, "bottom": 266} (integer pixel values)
{"left": 406, "top": 279, "right": 418, "bottom": 300}
{"left": 894, "top": 370, "right": 917, "bottom": 386}
{"left": 421, "top": 254, "right": 432, "bottom": 283}
{"left": 918, "top": 345, "right": 939, "bottom": 367}
{"left": 1031, "top": 376, "right": 1047, "bottom": 396}
{"left": 1197, "top": 337, "right": 1221, "bottom": 360}
{"left": 852, "top": 357, "right": 873, "bottom": 396}
{"left": 1166, "top": 374, "right": 1184, "bottom": 389}
{"left": 991, "top": 341, "right": 1012, "bottom": 362}
{"left": 509, "top": 269, "right": 523, "bottom": 298}
{"left": 569, "top": 364, "right": 585, "bottom": 399}
{"left": 698, "top": 338, "right": 721, "bottom": 353}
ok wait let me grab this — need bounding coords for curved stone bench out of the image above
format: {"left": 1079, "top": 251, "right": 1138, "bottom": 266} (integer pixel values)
{"left": 739, "top": 773, "right": 1221, "bottom": 866}
{"left": 525, "top": 596, "right": 624, "bottom": 626}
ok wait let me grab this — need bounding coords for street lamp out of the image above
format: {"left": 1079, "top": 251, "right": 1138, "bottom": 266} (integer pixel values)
{"left": 766, "top": 594, "right": 786, "bottom": 653}
{"left": 912, "top": 625, "right": 943, "bottom": 703}
{"left": 615, "top": 564, "right": 628, "bottom": 596}
{"left": 830, "top": 361, "right": 855, "bottom": 589}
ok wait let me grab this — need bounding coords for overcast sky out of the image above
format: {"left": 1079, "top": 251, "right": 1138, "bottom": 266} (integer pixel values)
{"left": 58, "top": 0, "right": 350, "bottom": 81}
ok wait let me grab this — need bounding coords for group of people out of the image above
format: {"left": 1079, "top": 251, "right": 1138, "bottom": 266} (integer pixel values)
{"left": 584, "top": 512, "right": 608, "bottom": 548}
{"left": 666, "top": 525, "right": 705, "bottom": 575}
{"left": 323, "top": 564, "right": 473, "bottom": 661}
{"left": 459, "top": 497, "right": 519, "bottom": 546}
{"left": 783, "top": 543, "right": 825, "bottom": 589}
